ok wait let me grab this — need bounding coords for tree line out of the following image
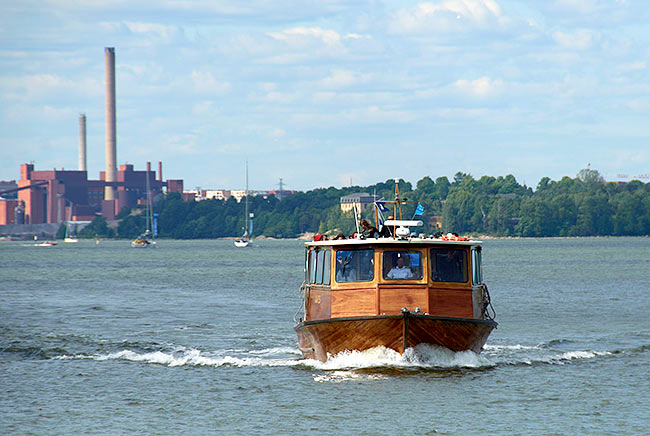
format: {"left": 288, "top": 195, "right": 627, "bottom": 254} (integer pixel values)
{"left": 67, "top": 168, "right": 650, "bottom": 239}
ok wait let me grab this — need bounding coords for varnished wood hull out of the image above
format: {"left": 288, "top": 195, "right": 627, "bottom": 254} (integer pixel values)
{"left": 295, "top": 313, "right": 497, "bottom": 361}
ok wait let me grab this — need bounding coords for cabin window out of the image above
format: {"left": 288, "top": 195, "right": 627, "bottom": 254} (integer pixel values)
{"left": 323, "top": 250, "right": 331, "bottom": 285}
{"left": 309, "top": 249, "right": 317, "bottom": 283}
{"left": 471, "top": 246, "right": 483, "bottom": 284}
{"left": 315, "top": 250, "right": 324, "bottom": 283}
{"left": 430, "top": 248, "right": 468, "bottom": 283}
{"left": 308, "top": 248, "right": 331, "bottom": 285}
{"left": 382, "top": 251, "right": 423, "bottom": 280}
{"left": 335, "top": 249, "right": 374, "bottom": 283}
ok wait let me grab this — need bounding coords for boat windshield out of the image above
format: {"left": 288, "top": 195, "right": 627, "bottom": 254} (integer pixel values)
{"left": 382, "top": 250, "right": 423, "bottom": 280}
{"left": 430, "top": 248, "right": 468, "bottom": 283}
{"left": 335, "top": 249, "right": 374, "bottom": 283}
{"left": 308, "top": 248, "right": 331, "bottom": 285}
{"left": 471, "top": 246, "right": 483, "bottom": 284}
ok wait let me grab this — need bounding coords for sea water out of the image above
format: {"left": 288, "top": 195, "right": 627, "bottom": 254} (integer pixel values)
{"left": 1, "top": 238, "right": 649, "bottom": 435}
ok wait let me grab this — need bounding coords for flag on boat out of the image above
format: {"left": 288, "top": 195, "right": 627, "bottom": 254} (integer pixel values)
{"left": 414, "top": 203, "right": 424, "bottom": 216}
{"left": 375, "top": 201, "right": 388, "bottom": 212}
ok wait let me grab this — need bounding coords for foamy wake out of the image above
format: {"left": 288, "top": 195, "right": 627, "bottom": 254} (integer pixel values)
{"left": 307, "top": 344, "right": 494, "bottom": 371}
{"left": 54, "top": 342, "right": 612, "bottom": 372}
{"left": 56, "top": 346, "right": 303, "bottom": 368}
{"left": 483, "top": 343, "right": 612, "bottom": 366}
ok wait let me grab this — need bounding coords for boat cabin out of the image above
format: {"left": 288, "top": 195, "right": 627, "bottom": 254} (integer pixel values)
{"left": 302, "top": 236, "right": 487, "bottom": 323}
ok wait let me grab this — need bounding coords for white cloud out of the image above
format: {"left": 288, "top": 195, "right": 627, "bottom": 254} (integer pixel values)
{"left": 192, "top": 101, "right": 218, "bottom": 116}
{"left": 260, "top": 91, "right": 301, "bottom": 104}
{"left": 0, "top": 74, "right": 101, "bottom": 101}
{"left": 293, "top": 105, "right": 417, "bottom": 125}
{"left": 616, "top": 61, "right": 646, "bottom": 73}
{"left": 389, "top": 0, "right": 507, "bottom": 34}
{"left": 190, "top": 71, "right": 231, "bottom": 95}
{"left": 625, "top": 99, "right": 650, "bottom": 111}
{"left": 553, "top": 0, "right": 598, "bottom": 14}
{"left": 268, "top": 27, "right": 342, "bottom": 48}
{"left": 269, "top": 128, "right": 286, "bottom": 139}
{"left": 552, "top": 29, "right": 599, "bottom": 50}
{"left": 258, "top": 82, "right": 277, "bottom": 92}
{"left": 124, "top": 21, "right": 178, "bottom": 38}
{"left": 318, "top": 69, "right": 371, "bottom": 88}
{"left": 453, "top": 76, "right": 504, "bottom": 97}
{"left": 42, "top": 105, "right": 76, "bottom": 120}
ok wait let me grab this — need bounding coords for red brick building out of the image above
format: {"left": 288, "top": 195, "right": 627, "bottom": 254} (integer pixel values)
{"left": 11, "top": 162, "right": 183, "bottom": 225}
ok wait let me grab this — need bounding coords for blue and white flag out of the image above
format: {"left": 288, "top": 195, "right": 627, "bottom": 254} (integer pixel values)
{"left": 414, "top": 203, "right": 424, "bottom": 216}
{"left": 375, "top": 201, "right": 388, "bottom": 213}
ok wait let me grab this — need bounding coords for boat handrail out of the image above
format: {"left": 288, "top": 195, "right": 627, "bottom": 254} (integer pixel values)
{"left": 294, "top": 281, "right": 308, "bottom": 324}
{"left": 478, "top": 283, "right": 497, "bottom": 320}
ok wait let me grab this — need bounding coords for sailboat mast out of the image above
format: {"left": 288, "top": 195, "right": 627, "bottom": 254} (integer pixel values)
{"left": 245, "top": 160, "right": 249, "bottom": 234}
{"left": 145, "top": 167, "right": 152, "bottom": 236}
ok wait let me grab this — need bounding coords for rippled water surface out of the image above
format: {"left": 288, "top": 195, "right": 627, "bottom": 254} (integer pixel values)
{"left": 2, "top": 238, "right": 649, "bottom": 435}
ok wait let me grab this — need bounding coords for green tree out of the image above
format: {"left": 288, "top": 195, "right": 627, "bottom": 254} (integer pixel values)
{"left": 78, "top": 216, "right": 114, "bottom": 238}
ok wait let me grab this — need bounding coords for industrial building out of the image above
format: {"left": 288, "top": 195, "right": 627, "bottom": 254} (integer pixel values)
{"left": 4, "top": 161, "right": 182, "bottom": 225}
{"left": 0, "top": 47, "right": 183, "bottom": 226}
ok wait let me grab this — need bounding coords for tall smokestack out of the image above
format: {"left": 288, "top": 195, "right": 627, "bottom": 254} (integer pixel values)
{"left": 104, "top": 47, "right": 117, "bottom": 200}
{"left": 158, "top": 161, "right": 163, "bottom": 182}
{"left": 78, "top": 113, "right": 87, "bottom": 171}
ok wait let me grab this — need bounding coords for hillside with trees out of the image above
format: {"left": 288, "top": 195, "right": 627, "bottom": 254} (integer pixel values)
{"left": 74, "top": 168, "right": 649, "bottom": 239}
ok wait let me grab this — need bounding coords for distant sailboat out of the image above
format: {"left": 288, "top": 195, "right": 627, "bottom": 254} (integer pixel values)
{"left": 131, "top": 167, "right": 157, "bottom": 248}
{"left": 234, "top": 161, "right": 253, "bottom": 248}
{"left": 64, "top": 205, "right": 78, "bottom": 243}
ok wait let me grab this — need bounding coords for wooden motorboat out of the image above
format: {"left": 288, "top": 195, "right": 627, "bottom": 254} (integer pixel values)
{"left": 294, "top": 218, "right": 496, "bottom": 361}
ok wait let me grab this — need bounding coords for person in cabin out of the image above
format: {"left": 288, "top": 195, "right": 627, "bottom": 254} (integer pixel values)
{"left": 335, "top": 253, "right": 356, "bottom": 282}
{"left": 387, "top": 255, "right": 413, "bottom": 280}
{"left": 333, "top": 233, "right": 346, "bottom": 240}
{"left": 360, "top": 219, "right": 379, "bottom": 239}
{"left": 379, "top": 215, "right": 395, "bottom": 238}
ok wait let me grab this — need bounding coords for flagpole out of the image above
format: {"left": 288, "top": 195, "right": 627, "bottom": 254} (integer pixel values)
{"left": 373, "top": 190, "right": 378, "bottom": 228}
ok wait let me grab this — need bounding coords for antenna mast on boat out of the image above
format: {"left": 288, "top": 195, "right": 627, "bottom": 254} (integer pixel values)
{"left": 394, "top": 178, "right": 403, "bottom": 220}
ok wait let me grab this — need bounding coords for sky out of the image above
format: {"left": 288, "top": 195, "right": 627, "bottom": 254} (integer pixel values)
{"left": 1, "top": 0, "right": 649, "bottom": 192}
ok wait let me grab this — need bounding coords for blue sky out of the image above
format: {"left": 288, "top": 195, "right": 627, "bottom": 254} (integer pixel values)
{"left": 1, "top": 0, "right": 649, "bottom": 191}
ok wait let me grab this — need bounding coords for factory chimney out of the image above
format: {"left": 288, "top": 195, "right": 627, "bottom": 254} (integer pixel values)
{"left": 78, "top": 113, "right": 87, "bottom": 171}
{"left": 158, "top": 161, "right": 163, "bottom": 182}
{"left": 104, "top": 47, "right": 117, "bottom": 200}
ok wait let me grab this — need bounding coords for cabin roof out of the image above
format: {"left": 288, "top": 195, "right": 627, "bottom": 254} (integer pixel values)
{"left": 306, "top": 237, "right": 481, "bottom": 248}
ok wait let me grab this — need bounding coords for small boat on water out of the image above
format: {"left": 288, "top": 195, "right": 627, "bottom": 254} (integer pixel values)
{"left": 131, "top": 231, "right": 156, "bottom": 248}
{"left": 234, "top": 161, "right": 253, "bottom": 248}
{"left": 234, "top": 235, "right": 250, "bottom": 248}
{"left": 131, "top": 167, "right": 157, "bottom": 248}
{"left": 34, "top": 240, "right": 58, "bottom": 247}
{"left": 32, "top": 235, "right": 57, "bottom": 247}
{"left": 64, "top": 206, "right": 78, "bottom": 243}
{"left": 294, "top": 183, "right": 496, "bottom": 361}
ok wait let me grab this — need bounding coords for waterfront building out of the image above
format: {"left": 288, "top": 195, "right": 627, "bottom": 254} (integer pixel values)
{"left": 3, "top": 162, "right": 183, "bottom": 225}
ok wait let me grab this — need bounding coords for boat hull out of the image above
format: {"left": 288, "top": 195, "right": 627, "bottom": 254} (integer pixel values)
{"left": 131, "top": 240, "right": 156, "bottom": 248}
{"left": 295, "top": 313, "right": 497, "bottom": 361}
